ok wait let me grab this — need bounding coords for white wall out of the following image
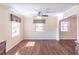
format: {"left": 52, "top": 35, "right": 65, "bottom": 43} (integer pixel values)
{"left": 64, "top": 5, "right": 79, "bottom": 18}
{"left": 6, "top": 11, "right": 24, "bottom": 52}
{"left": 0, "top": 5, "right": 8, "bottom": 43}
{"left": 77, "top": 14, "right": 79, "bottom": 41}
{"left": 0, "top": 5, "right": 24, "bottom": 52}
{"left": 24, "top": 16, "right": 58, "bottom": 40}
{"left": 63, "top": 5, "right": 79, "bottom": 40}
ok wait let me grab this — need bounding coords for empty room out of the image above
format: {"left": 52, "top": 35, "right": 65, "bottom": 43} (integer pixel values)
{"left": 0, "top": 3, "right": 79, "bottom": 55}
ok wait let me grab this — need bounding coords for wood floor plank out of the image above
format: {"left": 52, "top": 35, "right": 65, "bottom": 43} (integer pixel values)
{"left": 7, "top": 40, "right": 75, "bottom": 55}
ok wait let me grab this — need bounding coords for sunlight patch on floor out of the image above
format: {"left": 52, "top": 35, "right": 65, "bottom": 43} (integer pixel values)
{"left": 26, "top": 42, "right": 35, "bottom": 47}
{"left": 15, "top": 52, "right": 20, "bottom": 55}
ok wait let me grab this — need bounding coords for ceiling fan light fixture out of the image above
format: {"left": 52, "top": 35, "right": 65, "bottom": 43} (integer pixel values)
{"left": 36, "top": 16, "right": 42, "bottom": 19}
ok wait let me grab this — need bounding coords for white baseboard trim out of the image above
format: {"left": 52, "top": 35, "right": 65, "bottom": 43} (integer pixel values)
{"left": 24, "top": 38, "right": 58, "bottom": 40}
{"left": 6, "top": 39, "right": 23, "bottom": 52}
{"left": 60, "top": 38, "right": 76, "bottom": 39}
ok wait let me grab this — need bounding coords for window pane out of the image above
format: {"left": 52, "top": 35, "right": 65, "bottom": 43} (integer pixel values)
{"left": 64, "top": 27, "right": 68, "bottom": 32}
{"left": 61, "top": 26, "right": 64, "bottom": 32}
{"left": 12, "top": 21, "right": 20, "bottom": 37}
{"left": 61, "top": 21, "right": 69, "bottom": 32}
{"left": 35, "top": 23, "right": 44, "bottom": 32}
{"left": 64, "top": 23, "right": 67, "bottom": 26}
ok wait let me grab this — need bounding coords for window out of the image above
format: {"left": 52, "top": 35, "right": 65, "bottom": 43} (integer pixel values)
{"left": 61, "top": 21, "right": 69, "bottom": 32}
{"left": 12, "top": 21, "right": 20, "bottom": 37}
{"left": 35, "top": 23, "right": 44, "bottom": 32}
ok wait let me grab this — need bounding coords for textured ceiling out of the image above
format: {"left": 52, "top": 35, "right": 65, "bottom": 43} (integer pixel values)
{"left": 7, "top": 3, "right": 79, "bottom": 16}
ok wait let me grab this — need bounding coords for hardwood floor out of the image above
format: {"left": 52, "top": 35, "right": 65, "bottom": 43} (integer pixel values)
{"left": 7, "top": 40, "right": 75, "bottom": 55}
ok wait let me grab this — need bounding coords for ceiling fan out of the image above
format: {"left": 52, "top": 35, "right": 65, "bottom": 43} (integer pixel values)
{"left": 37, "top": 11, "right": 48, "bottom": 17}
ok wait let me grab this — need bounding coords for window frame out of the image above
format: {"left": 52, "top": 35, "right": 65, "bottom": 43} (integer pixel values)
{"left": 61, "top": 21, "right": 69, "bottom": 32}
